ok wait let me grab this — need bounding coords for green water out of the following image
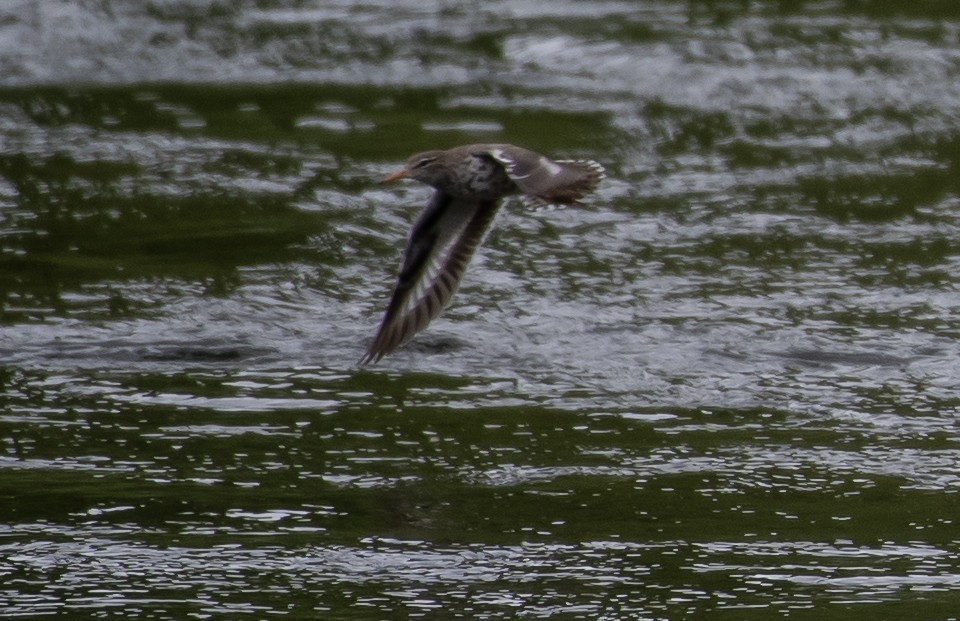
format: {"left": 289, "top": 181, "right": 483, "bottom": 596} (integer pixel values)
{"left": 3, "top": 1, "right": 960, "bottom": 619}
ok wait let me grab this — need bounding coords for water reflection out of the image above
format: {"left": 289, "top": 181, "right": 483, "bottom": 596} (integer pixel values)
{"left": 3, "top": 361, "right": 960, "bottom": 617}
{"left": 4, "top": 532, "right": 957, "bottom": 617}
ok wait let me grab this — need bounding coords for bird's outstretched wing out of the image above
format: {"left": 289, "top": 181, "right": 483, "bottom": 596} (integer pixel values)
{"left": 484, "top": 146, "right": 605, "bottom": 206}
{"left": 360, "top": 192, "right": 502, "bottom": 365}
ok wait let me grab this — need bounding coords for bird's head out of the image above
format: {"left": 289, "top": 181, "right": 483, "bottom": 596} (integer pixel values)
{"left": 383, "top": 151, "right": 448, "bottom": 187}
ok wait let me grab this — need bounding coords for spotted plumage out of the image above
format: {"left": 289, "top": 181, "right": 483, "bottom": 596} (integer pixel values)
{"left": 360, "top": 143, "right": 605, "bottom": 365}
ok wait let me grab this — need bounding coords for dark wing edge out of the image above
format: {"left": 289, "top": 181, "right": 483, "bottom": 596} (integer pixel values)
{"left": 359, "top": 199, "right": 502, "bottom": 366}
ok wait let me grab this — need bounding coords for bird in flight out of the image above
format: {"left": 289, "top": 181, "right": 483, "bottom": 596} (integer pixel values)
{"left": 360, "top": 143, "right": 604, "bottom": 365}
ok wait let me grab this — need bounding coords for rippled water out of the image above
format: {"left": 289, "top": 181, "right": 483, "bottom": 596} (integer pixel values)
{"left": 3, "top": 0, "right": 960, "bottom": 618}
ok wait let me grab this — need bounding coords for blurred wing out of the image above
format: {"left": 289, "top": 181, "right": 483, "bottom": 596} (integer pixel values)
{"left": 486, "top": 147, "right": 605, "bottom": 206}
{"left": 360, "top": 193, "right": 502, "bottom": 365}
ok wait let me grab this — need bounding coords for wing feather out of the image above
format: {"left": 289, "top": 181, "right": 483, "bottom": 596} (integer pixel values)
{"left": 360, "top": 193, "right": 502, "bottom": 365}
{"left": 486, "top": 146, "right": 605, "bottom": 206}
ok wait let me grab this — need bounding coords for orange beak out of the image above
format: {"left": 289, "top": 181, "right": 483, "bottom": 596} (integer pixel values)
{"left": 382, "top": 168, "right": 410, "bottom": 183}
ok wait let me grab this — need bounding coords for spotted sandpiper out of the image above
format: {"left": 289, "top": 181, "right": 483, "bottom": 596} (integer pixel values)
{"left": 360, "top": 143, "right": 605, "bottom": 365}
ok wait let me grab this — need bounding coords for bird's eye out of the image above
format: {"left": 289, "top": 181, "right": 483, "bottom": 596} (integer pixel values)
{"left": 414, "top": 157, "right": 436, "bottom": 169}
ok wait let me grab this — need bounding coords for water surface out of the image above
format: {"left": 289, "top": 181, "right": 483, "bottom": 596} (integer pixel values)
{"left": 3, "top": 1, "right": 960, "bottom": 618}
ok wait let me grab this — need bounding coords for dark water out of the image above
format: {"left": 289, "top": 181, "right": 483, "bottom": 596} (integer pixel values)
{"left": 4, "top": 0, "right": 960, "bottom": 618}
